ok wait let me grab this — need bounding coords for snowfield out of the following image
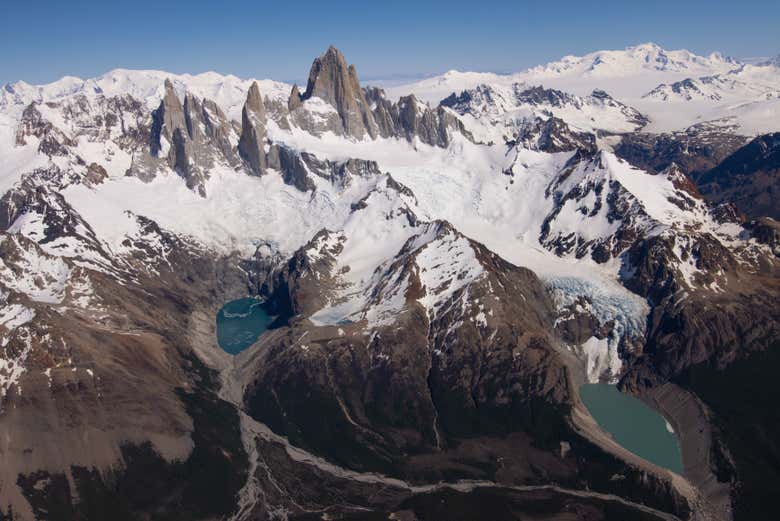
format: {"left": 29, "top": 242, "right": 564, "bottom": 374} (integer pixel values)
{"left": 383, "top": 43, "right": 780, "bottom": 136}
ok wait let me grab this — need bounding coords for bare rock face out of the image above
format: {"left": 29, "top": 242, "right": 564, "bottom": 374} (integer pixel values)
{"left": 364, "top": 86, "right": 397, "bottom": 137}
{"left": 694, "top": 132, "right": 780, "bottom": 220}
{"left": 270, "top": 48, "right": 470, "bottom": 147}
{"left": 747, "top": 217, "right": 780, "bottom": 257}
{"left": 238, "top": 81, "right": 268, "bottom": 176}
{"left": 361, "top": 87, "right": 471, "bottom": 147}
{"left": 15, "top": 102, "right": 74, "bottom": 156}
{"left": 201, "top": 98, "right": 238, "bottom": 161}
{"left": 614, "top": 125, "right": 747, "bottom": 179}
{"left": 397, "top": 95, "right": 459, "bottom": 147}
{"left": 268, "top": 145, "right": 383, "bottom": 192}
{"left": 619, "top": 230, "right": 780, "bottom": 391}
{"left": 516, "top": 116, "right": 597, "bottom": 154}
{"left": 270, "top": 146, "right": 317, "bottom": 192}
{"left": 287, "top": 84, "right": 302, "bottom": 112}
{"left": 299, "top": 46, "right": 378, "bottom": 140}
{"left": 134, "top": 79, "right": 239, "bottom": 196}
{"left": 154, "top": 79, "right": 187, "bottom": 152}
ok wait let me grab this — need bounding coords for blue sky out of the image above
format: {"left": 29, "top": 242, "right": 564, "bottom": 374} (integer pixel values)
{"left": 1, "top": 0, "right": 778, "bottom": 85}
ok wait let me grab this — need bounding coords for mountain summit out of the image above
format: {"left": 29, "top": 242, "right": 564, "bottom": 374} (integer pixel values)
{"left": 298, "top": 45, "right": 379, "bottom": 139}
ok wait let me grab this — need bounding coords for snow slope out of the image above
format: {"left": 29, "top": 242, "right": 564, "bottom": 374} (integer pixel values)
{"left": 385, "top": 43, "right": 741, "bottom": 103}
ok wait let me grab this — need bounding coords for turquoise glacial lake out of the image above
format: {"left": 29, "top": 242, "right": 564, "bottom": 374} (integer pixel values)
{"left": 580, "top": 383, "right": 683, "bottom": 474}
{"left": 216, "top": 298, "right": 273, "bottom": 355}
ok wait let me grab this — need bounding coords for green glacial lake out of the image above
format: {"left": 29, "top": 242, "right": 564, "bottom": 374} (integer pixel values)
{"left": 216, "top": 298, "right": 273, "bottom": 355}
{"left": 580, "top": 383, "right": 683, "bottom": 474}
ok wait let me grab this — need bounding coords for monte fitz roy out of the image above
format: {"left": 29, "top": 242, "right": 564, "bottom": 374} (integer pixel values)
{"left": 0, "top": 42, "right": 779, "bottom": 521}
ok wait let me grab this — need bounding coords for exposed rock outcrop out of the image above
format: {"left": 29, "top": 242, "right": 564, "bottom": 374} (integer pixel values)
{"left": 15, "top": 102, "right": 74, "bottom": 156}
{"left": 298, "top": 46, "right": 378, "bottom": 140}
{"left": 620, "top": 231, "right": 780, "bottom": 390}
{"left": 397, "top": 95, "right": 467, "bottom": 147}
{"left": 238, "top": 81, "right": 268, "bottom": 176}
{"left": 282, "top": 47, "right": 470, "bottom": 147}
{"left": 287, "top": 84, "right": 302, "bottom": 112}
{"left": 516, "top": 116, "right": 597, "bottom": 154}
{"left": 363, "top": 87, "right": 471, "bottom": 147}
{"left": 694, "top": 132, "right": 780, "bottom": 220}
{"left": 131, "top": 79, "right": 239, "bottom": 196}
{"left": 268, "top": 145, "right": 383, "bottom": 192}
{"left": 614, "top": 125, "right": 747, "bottom": 179}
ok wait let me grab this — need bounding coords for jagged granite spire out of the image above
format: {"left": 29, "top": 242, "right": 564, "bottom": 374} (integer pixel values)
{"left": 238, "top": 81, "right": 268, "bottom": 176}
{"left": 300, "top": 46, "right": 378, "bottom": 140}
{"left": 131, "top": 78, "right": 237, "bottom": 196}
{"left": 150, "top": 79, "right": 186, "bottom": 157}
{"left": 288, "top": 84, "right": 302, "bottom": 112}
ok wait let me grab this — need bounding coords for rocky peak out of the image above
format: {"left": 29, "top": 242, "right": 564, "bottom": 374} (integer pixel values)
{"left": 183, "top": 93, "right": 204, "bottom": 142}
{"left": 517, "top": 116, "right": 596, "bottom": 154}
{"left": 133, "top": 78, "right": 239, "bottom": 195}
{"left": 200, "top": 98, "right": 235, "bottom": 160}
{"left": 398, "top": 94, "right": 469, "bottom": 147}
{"left": 515, "top": 85, "right": 574, "bottom": 107}
{"left": 660, "top": 162, "right": 701, "bottom": 200}
{"left": 15, "top": 102, "right": 74, "bottom": 156}
{"left": 278, "top": 48, "right": 468, "bottom": 147}
{"left": 238, "top": 81, "right": 268, "bottom": 176}
{"left": 299, "top": 46, "right": 378, "bottom": 140}
{"left": 159, "top": 79, "right": 186, "bottom": 145}
{"left": 244, "top": 81, "right": 266, "bottom": 121}
{"left": 287, "top": 84, "right": 302, "bottom": 112}
{"left": 147, "top": 80, "right": 207, "bottom": 192}
{"left": 302, "top": 46, "right": 356, "bottom": 106}
{"left": 150, "top": 79, "right": 184, "bottom": 157}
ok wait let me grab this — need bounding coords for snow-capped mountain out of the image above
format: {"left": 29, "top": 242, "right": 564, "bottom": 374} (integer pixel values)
{"left": 384, "top": 43, "right": 741, "bottom": 102}
{"left": 638, "top": 59, "right": 780, "bottom": 133}
{"left": 384, "top": 42, "right": 780, "bottom": 135}
{"left": 524, "top": 43, "right": 739, "bottom": 79}
{"left": 0, "top": 44, "right": 778, "bottom": 521}
{"left": 1, "top": 69, "right": 291, "bottom": 121}
{"left": 440, "top": 83, "right": 648, "bottom": 142}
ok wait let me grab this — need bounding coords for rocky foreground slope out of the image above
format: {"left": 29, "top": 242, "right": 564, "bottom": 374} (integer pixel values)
{"left": 0, "top": 44, "right": 779, "bottom": 521}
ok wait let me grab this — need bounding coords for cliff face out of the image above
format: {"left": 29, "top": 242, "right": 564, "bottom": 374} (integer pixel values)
{"left": 694, "top": 132, "right": 780, "bottom": 220}
{"left": 298, "top": 46, "right": 379, "bottom": 140}
{"left": 128, "top": 79, "right": 240, "bottom": 195}
{"left": 238, "top": 81, "right": 268, "bottom": 176}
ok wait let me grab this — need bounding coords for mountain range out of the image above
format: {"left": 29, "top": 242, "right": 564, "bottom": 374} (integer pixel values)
{"left": 0, "top": 42, "right": 778, "bottom": 521}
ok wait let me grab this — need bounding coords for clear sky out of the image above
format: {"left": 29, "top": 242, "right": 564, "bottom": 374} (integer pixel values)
{"left": 1, "top": 0, "right": 778, "bottom": 85}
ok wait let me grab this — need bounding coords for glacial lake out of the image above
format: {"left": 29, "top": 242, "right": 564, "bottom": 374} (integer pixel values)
{"left": 580, "top": 383, "right": 683, "bottom": 474}
{"left": 216, "top": 298, "right": 273, "bottom": 355}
